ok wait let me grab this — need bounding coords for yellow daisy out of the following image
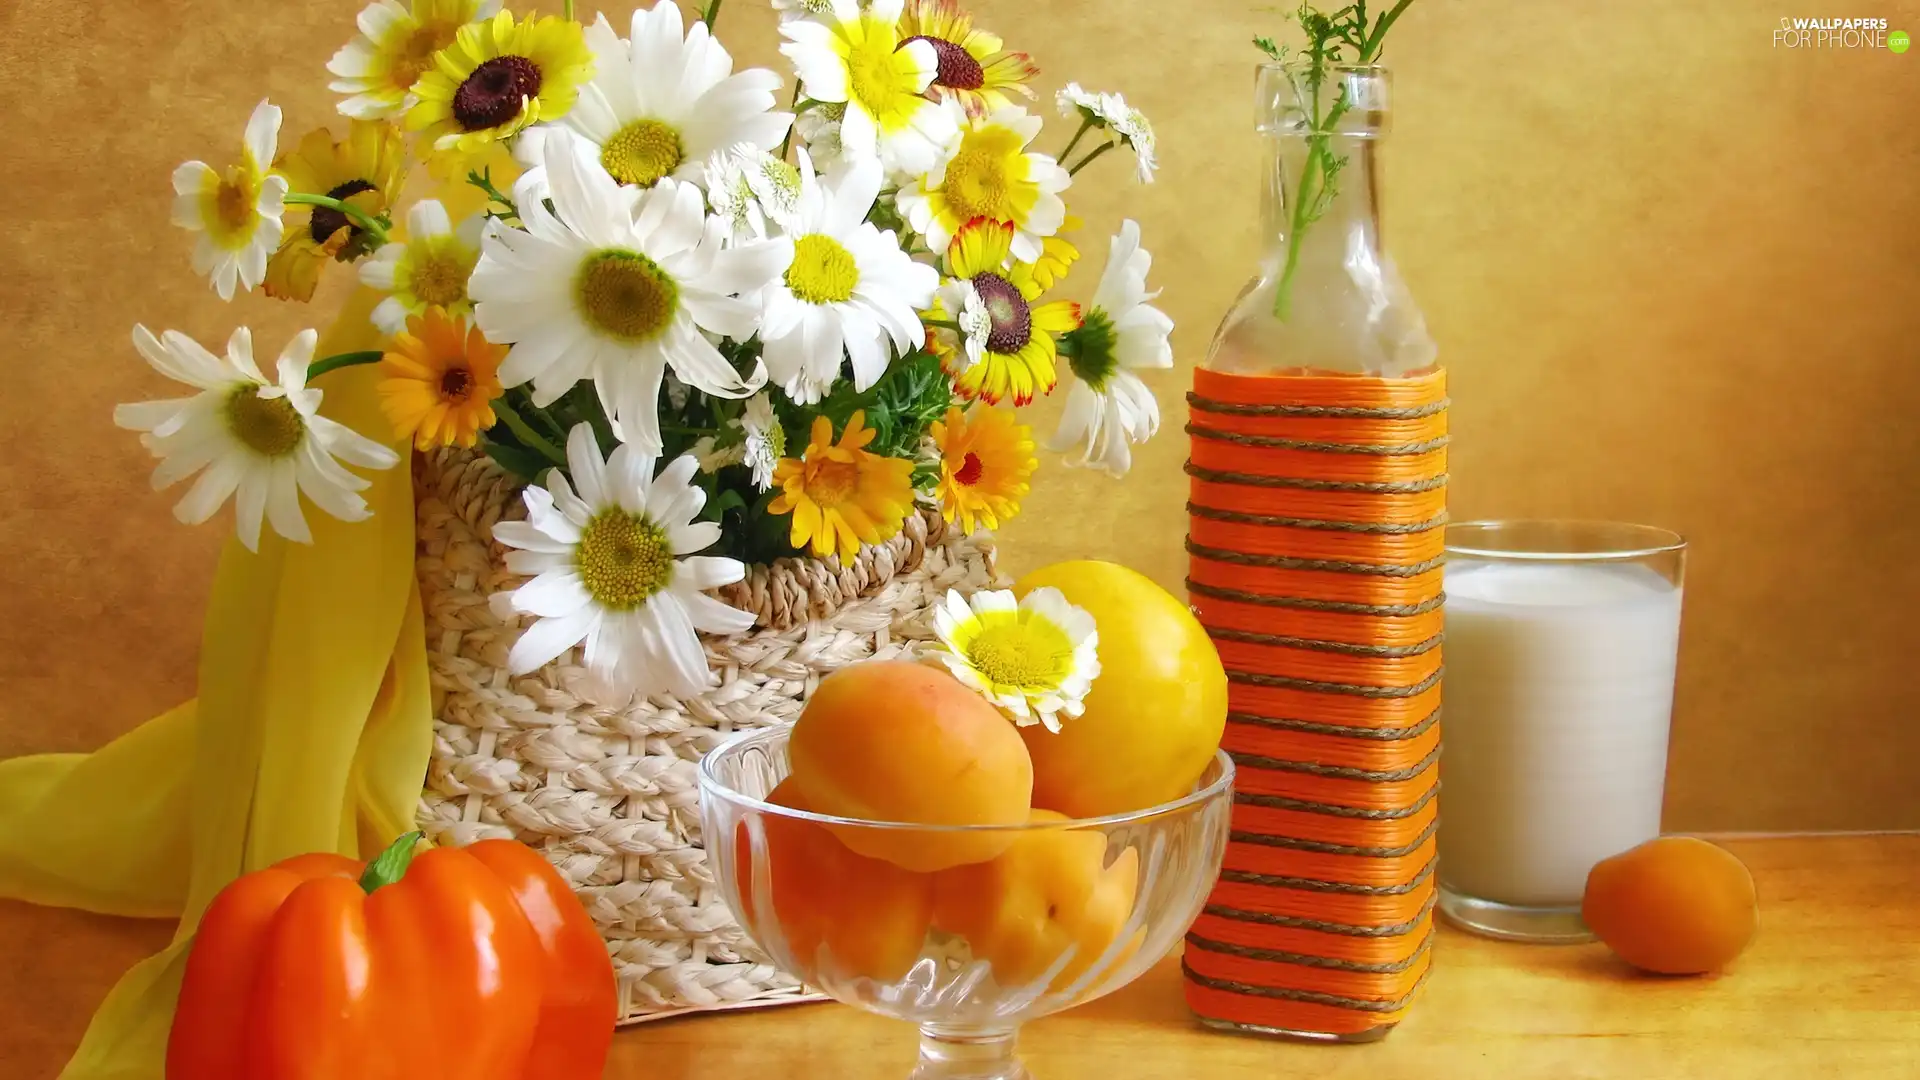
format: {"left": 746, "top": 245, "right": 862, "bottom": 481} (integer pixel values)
{"left": 779, "top": 0, "right": 959, "bottom": 176}
{"left": 930, "top": 405, "right": 1035, "bottom": 534}
{"left": 929, "top": 219, "right": 1082, "bottom": 406}
{"left": 407, "top": 11, "right": 592, "bottom": 156}
{"left": 170, "top": 100, "right": 287, "bottom": 300}
{"left": 1029, "top": 213, "right": 1082, "bottom": 291}
{"left": 263, "top": 121, "right": 406, "bottom": 303}
{"left": 898, "top": 106, "right": 1070, "bottom": 263}
{"left": 769, "top": 411, "right": 916, "bottom": 564}
{"left": 898, "top": 0, "right": 1040, "bottom": 119}
{"left": 377, "top": 307, "right": 506, "bottom": 450}
{"left": 328, "top": 0, "right": 501, "bottom": 120}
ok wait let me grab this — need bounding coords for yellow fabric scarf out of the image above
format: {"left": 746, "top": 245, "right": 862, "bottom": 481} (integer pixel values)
{"left": 0, "top": 286, "right": 433, "bottom": 1080}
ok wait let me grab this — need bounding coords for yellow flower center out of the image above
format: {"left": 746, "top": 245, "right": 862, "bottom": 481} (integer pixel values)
{"left": 225, "top": 386, "right": 305, "bottom": 458}
{"left": 409, "top": 248, "right": 470, "bottom": 307}
{"left": 203, "top": 162, "right": 261, "bottom": 249}
{"left": 576, "top": 250, "right": 678, "bottom": 341}
{"left": 601, "top": 118, "right": 685, "bottom": 187}
{"left": 785, "top": 234, "right": 859, "bottom": 305}
{"left": 943, "top": 143, "right": 1014, "bottom": 223}
{"left": 575, "top": 509, "right": 673, "bottom": 611}
{"left": 803, "top": 458, "right": 860, "bottom": 506}
{"left": 390, "top": 25, "right": 452, "bottom": 93}
{"left": 846, "top": 35, "right": 904, "bottom": 117}
{"left": 966, "top": 620, "right": 1068, "bottom": 689}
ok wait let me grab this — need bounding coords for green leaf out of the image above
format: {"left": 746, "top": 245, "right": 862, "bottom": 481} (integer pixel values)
{"left": 482, "top": 436, "right": 553, "bottom": 486}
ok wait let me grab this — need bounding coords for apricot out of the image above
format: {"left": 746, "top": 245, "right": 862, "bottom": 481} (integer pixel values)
{"left": 1582, "top": 836, "right": 1758, "bottom": 975}
{"left": 736, "top": 780, "right": 935, "bottom": 982}
{"left": 1013, "top": 562, "right": 1227, "bottom": 818}
{"left": 932, "top": 810, "right": 1142, "bottom": 991}
{"left": 787, "top": 660, "right": 1033, "bottom": 871}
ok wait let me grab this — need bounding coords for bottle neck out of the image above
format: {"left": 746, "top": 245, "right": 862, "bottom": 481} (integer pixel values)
{"left": 1262, "top": 131, "right": 1383, "bottom": 268}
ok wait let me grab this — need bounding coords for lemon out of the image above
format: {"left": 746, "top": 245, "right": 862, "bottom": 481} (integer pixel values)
{"left": 1014, "top": 561, "right": 1227, "bottom": 818}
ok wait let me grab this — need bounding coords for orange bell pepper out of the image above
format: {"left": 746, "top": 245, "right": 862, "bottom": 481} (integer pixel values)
{"left": 166, "top": 833, "right": 616, "bottom": 1080}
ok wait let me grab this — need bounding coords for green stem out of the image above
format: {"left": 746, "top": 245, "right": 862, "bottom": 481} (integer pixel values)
{"left": 702, "top": 0, "right": 722, "bottom": 27}
{"left": 306, "top": 350, "right": 385, "bottom": 380}
{"left": 1360, "top": 0, "right": 1417, "bottom": 59}
{"left": 1058, "top": 115, "right": 1096, "bottom": 162}
{"left": 777, "top": 82, "right": 804, "bottom": 161}
{"left": 359, "top": 832, "right": 423, "bottom": 894}
{"left": 284, "top": 192, "right": 389, "bottom": 246}
{"left": 1067, "top": 141, "right": 1117, "bottom": 177}
{"left": 563, "top": 0, "right": 575, "bottom": 19}
{"left": 496, "top": 398, "right": 569, "bottom": 467}
{"left": 923, "top": 318, "right": 963, "bottom": 332}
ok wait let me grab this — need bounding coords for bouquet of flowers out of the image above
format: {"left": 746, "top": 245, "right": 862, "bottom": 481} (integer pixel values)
{"left": 118, "top": 0, "right": 1172, "bottom": 701}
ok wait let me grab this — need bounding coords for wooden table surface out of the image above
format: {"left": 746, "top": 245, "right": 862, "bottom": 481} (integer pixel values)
{"left": 4, "top": 836, "right": 1916, "bottom": 1079}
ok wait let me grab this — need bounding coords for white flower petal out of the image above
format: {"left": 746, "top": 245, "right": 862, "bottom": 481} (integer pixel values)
{"left": 507, "top": 608, "right": 598, "bottom": 674}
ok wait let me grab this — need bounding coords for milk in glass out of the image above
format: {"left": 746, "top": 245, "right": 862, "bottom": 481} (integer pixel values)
{"left": 1438, "top": 559, "right": 1684, "bottom": 909}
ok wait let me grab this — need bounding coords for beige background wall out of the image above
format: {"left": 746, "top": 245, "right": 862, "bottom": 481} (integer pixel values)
{"left": 1, "top": 0, "right": 1915, "bottom": 830}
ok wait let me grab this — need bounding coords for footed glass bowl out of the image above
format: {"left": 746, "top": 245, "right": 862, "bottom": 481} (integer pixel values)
{"left": 699, "top": 726, "right": 1233, "bottom": 1080}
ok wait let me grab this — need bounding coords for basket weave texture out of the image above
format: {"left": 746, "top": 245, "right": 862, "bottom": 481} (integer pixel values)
{"left": 411, "top": 448, "right": 1002, "bottom": 1022}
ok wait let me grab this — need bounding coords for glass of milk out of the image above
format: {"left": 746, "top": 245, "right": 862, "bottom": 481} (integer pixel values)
{"left": 1438, "top": 520, "right": 1687, "bottom": 943}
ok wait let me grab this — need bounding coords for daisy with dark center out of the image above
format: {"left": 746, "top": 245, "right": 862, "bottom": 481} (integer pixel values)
{"left": 898, "top": 105, "right": 1070, "bottom": 263}
{"left": 328, "top": 0, "right": 500, "bottom": 120}
{"left": 898, "top": 0, "right": 1040, "bottom": 119}
{"left": 927, "top": 218, "right": 1082, "bottom": 406}
{"left": 1051, "top": 219, "right": 1173, "bottom": 477}
{"left": 264, "top": 121, "right": 406, "bottom": 302}
{"left": 171, "top": 100, "right": 287, "bottom": 301}
{"left": 780, "top": 0, "right": 959, "bottom": 176}
{"left": 407, "top": 10, "right": 592, "bottom": 156}
{"left": 490, "top": 424, "right": 755, "bottom": 703}
{"left": 514, "top": 3, "right": 790, "bottom": 193}
{"left": 113, "top": 325, "right": 400, "bottom": 552}
{"left": 378, "top": 307, "right": 506, "bottom": 449}
{"left": 469, "top": 130, "right": 789, "bottom": 452}
{"left": 930, "top": 404, "right": 1035, "bottom": 534}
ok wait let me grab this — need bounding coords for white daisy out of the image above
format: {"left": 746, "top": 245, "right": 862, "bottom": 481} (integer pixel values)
{"left": 469, "top": 129, "right": 790, "bottom": 452}
{"left": 928, "top": 587, "right": 1100, "bottom": 733}
{"left": 1051, "top": 219, "right": 1172, "bottom": 477}
{"left": 704, "top": 143, "right": 803, "bottom": 246}
{"left": 779, "top": 0, "right": 961, "bottom": 178}
{"left": 738, "top": 392, "right": 784, "bottom": 492}
{"left": 170, "top": 100, "right": 288, "bottom": 301}
{"left": 491, "top": 423, "right": 755, "bottom": 701}
{"left": 759, "top": 151, "right": 939, "bottom": 404}
{"left": 897, "top": 105, "right": 1070, "bottom": 264}
{"left": 688, "top": 435, "right": 744, "bottom": 473}
{"left": 113, "top": 325, "right": 401, "bottom": 552}
{"left": 326, "top": 0, "right": 501, "bottom": 121}
{"left": 514, "top": 2, "right": 792, "bottom": 191}
{"left": 1055, "top": 83, "right": 1157, "bottom": 183}
{"left": 359, "top": 198, "right": 485, "bottom": 335}
{"left": 792, "top": 103, "right": 847, "bottom": 169}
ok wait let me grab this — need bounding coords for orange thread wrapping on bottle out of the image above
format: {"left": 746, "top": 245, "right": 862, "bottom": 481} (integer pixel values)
{"left": 1184, "top": 367, "right": 1446, "bottom": 1038}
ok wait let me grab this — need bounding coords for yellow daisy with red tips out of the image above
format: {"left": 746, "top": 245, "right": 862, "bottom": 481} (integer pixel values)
{"left": 898, "top": 0, "right": 1040, "bottom": 119}
{"left": 378, "top": 307, "right": 506, "bottom": 450}
{"left": 931, "top": 405, "right": 1035, "bottom": 535}
{"left": 769, "top": 411, "right": 917, "bottom": 563}
{"left": 928, "top": 218, "right": 1082, "bottom": 407}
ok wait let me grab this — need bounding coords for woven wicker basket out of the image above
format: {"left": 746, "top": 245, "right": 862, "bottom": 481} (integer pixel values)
{"left": 411, "top": 447, "right": 1002, "bottom": 1022}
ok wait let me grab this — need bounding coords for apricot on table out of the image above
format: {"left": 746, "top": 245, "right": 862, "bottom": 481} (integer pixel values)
{"left": 932, "top": 810, "right": 1142, "bottom": 992}
{"left": 786, "top": 660, "right": 1033, "bottom": 872}
{"left": 1582, "top": 835, "right": 1758, "bottom": 975}
{"left": 737, "top": 780, "right": 936, "bottom": 983}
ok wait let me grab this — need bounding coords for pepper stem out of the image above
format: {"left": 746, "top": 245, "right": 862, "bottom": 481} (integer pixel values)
{"left": 359, "top": 831, "right": 425, "bottom": 894}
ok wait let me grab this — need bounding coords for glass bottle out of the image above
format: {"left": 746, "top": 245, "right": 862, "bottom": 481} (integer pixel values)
{"left": 1182, "top": 61, "right": 1445, "bottom": 1043}
{"left": 1208, "top": 63, "right": 1435, "bottom": 376}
